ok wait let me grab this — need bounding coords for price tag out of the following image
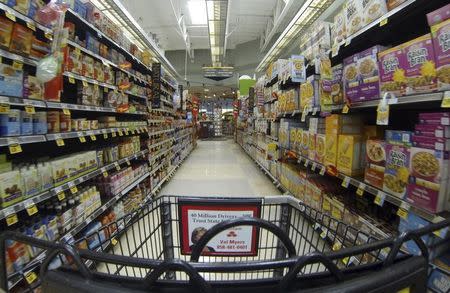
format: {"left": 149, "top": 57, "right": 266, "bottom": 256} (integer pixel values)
{"left": 374, "top": 191, "right": 386, "bottom": 206}
{"left": 342, "top": 104, "right": 349, "bottom": 114}
{"left": 0, "top": 104, "right": 10, "bottom": 113}
{"left": 6, "top": 213, "right": 18, "bottom": 226}
{"left": 26, "top": 204, "right": 38, "bottom": 216}
{"left": 114, "top": 162, "right": 120, "bottom": 171}
{"left": 25, "top": 272, "right": 38, "bottom": 284}
{"left": 79, "top": 135, "right": 86, "bottom": 143}
{"left": 103, "top": 170, "right": 108, "bottom": 178}
{"left": 57, "top": 191, "right": 65, "bottom": 201}
{"left": 24, "top": 105, "right": 35, "bottom": 114}
{"left": 301, "top": 106, "right": 308, "bottom": 122}
{"left": 70, "top": 184, "right": 78, "bottom": 194}
{"left": 319, "top": 166, "right": 326, "bottom": 176}
{"left": 126, "top": 159, "right": 131, "bottom": 166}
{"left": 9, "top": 143, "right": 22, "bottom": 154}
{"left": 312, "top": 107, "right": 318, "bottom": 115}
{"left": 124, "top": 129, "right": 129, "bottom": 135}
{"left": 332, "top": 242, "right": 342, "bottom": 251}
{"left": 303, "top": 159, "right": 309, "bottom": 168}
{"left": 82, "top": 80, "right": 88, "bottom": 87}
{"left": 131, "top": 129, "right": 136, "bottom": 134}
{"left": 26, "top": 21, "right": 36, "bottom": 31}
{"left": 397, "top": 207, "right": 408, "bottom": 219}
{"left": 5, "top": 10, "right": 16, "bottom": 22}
{"left": 56, "top": 138, "right": 65, "bottom": 146}
{"left": 103, "top": 133, "right": 108, "bottom": 139}
{"left": 12, "top": 61, "right": 23, "bottom": 71}
{"left": 345, "top": 37, "right": 351, "bottom": 47}
{"left": 342, "top": 257, "right": 349, "bottom": 265}
{"left": 45, "top": 32, "right": 52, "bottom": 40}
{"left": 90, "top": 134, "right": 97, "bottom": 141}
{"left": 111, "top": 131, "right": 117, "bottom": 137}
{"left": 118, "top": 129, "right": 124, "bottom": 136}
{"left": 67, "top": 76, "right": 76, "bottom": 84}
{"left": 103, "top": 86, "right": 109, "bottom": 93}
{"left": 441, "top": 91, "right": 450, "bottom": 108}
{"left": 341, "top": 176, "right": 350, "bottom": 188}
{"left": 311, "top": 162, "right": 317, "bottom": 172}
{"left": 379, "top": 18, "right": 388, "bottom": 27}
{"left": 63, "top": 108, "right": 71, "bottom": 115}
{"left": 320, "top": 230, "right": 327, "bottom": 239}
{"left": 111, "top": 238, "right": 118, "bottom": 246}
{"left": 356, "top": 182, "right": 366, "bottom": 196}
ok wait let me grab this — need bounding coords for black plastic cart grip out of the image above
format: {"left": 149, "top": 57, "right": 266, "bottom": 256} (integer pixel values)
{"left": 143, "top": 259, "right": 211, "bottom": 293}
{"left": 383, "top": 231, "right": 429, "bottom": 267}
{"left": 277, "top": 252, "right": 344, "bottom": 292}
{"left": 190, "top": 217, "right": 297, "bottom": 262}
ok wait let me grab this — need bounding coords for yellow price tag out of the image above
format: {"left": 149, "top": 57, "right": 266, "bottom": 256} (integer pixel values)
{"left": 374, "top": 192, "right": 385, "bottom": 206}
{"left": 111, "top": 131, "right": 117, "bottom": 137}
{"left": 103, "top": 87, "right": 108, "bottom": 93}
{"left": 26, "top": 22, "right": 36, "bottom": 31}
{"left": 26, "top": 204, "right": 38, "bottom": 216}
{"left": 103, "top": 133, "right": 108, "bottom": 139}
{"left": 342, "top": 257, "right": 349, "bottom": 265}
{"left": 9, "top": 143, "right": 22, "bottom": 154}
{"left": 341, "top": 176, "right": 350, "bottom": 188}
{"left": 5, "top": 11, "right": 16, "bottom": 22}
{"left": 79, "top": 136, "right": 86, "bottom": 143}
{"left": 126, "top": 159, "right": 131, "bottom": 166}
{"left": 397, "top": 208, "right": 408, "bottom": 219}
{"left": 82, "top": 80, "right": 88, "bottom": 87}
{"left": 111, "top": 238, "right": 118, "bottom": 246}
{"left": 320, "top": 231, "right": 327, "bottom": 239}
{"left": 57, "top": 192, "right": 65, "bottom": 201}
{"left": 379, "top": 18, "right": 388, "bottom": 27}
{"left": 115, "top": 162, "right": 120, "bottom": 171}
{"left": 118, "top": 129, "right": 123, "bottom": 136}
{"left": 441, "top": 91, "right": 450, "bottom": 108}
{"left": 356, "top": 187, "right": 364, "bottom": 196}
{"left": 25, "top": 272, "right": 38, "bottom": 284}
{"left": 56, "top": 138, "right": 65, "bottom": 147}
{"left": 103, "top": 170, "right": 108, "bottom": 178}
{"left": 397, "top": 288, "right": 410, "bottom": 293}
{"left": 74, "top": 47, "right": 81, "bottom": 55}
{"left": 70, "top": 185, "right": 78, "bottom": 194}
{"left": 45, "top": 32, "right": 52, "bottom": 40}
{"left": 25, "top": 105, "right": 35, "bottom": 114}
{"left": 68, "top": 77, "right": 76, "bottom": 84}
{"left": 0, "top": 104, "right": 10, "bottom": 113}
{"left": 124, "top": 129, "right": 129, "bottom": 135}
{"left": 12, "top": 61, "right": 23, "bottom": 71}
{"left": 90, "top": 134, "right": 97, "bottom": 141}
{"left": 63, "top": 108, "right": 71, "bottom": 115}
{"left": 6, "top": 214, "right": 18, "bottom": 226}
{"left": 345, "top": 37, "right": 351, "bottom": 47}
{"left": 332, "top": 242, "right": 342, "bottom": 251}
{"left": 342, "top": 104, "right": 349, "bottom": 114}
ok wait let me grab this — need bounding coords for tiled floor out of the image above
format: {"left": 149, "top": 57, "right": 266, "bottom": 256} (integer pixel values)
{"left": 160, "top": 138, "right": 280, "bottom": 197}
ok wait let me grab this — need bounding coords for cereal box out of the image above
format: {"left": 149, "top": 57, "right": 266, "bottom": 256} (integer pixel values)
{"left": 343, "top": 54, "right": 360, "bottom": 103}
{"left": 331, "top": 64, "right": 344, "bottom": 104}
{"left": 308, "top": 132, "right": 316, "bottom": 160}
{"left": 9, "top": 23, "right": 32, "bottom": 56}
{"left": 0, "top": 16, "right": 13, "bottom": 48}
{"left": 325, "top": 134, "right": 338, "bottom": 167}
{"left": 344, "top": 0, "right": 364, "bottom": 36}
{"left": 383, "top": 143, "right": 410, "bottom": 198}
{"left": 332, "top": 8, "right": 346, "bottom": 47}
{"left": 412, "top": 135, "right": 450, "bottom": 151}
{"left": 362, "top": 0, "right": 387, "bottom": 26}
{"left": 316, "top": 134, "right": 326, "bottom": 164}
{"left": 0, "top": 64, "right": 23, "bottom": 97}
{"left": 301, "top": 130, "right": 309, "bottom": 157}
{"left": 427, "top": 3, "right": 450, "bottom": 27}
{"left": 386, "top": 0, "right": 407, "bottom": 11}
{"left": 364, "top": 139, "right": 386, "bottom": 189}
{"left": 418, "top": 112, "right": 450, "bottom": 125}
{"left": 337, "top": 134, "right": 364, "bottom": 176}
{"left": 358, "top": 46, "right": 385, "bottom": 101}
{"left": 415, "top": 124, "right": 450, "bottom": 138}
{"left": 406, "top": 147, "right": 449, "bottom": 213}
{"left": 385, "top": 130, "right": 412, "bottom": 146}
{"left": 378, "top": 45, "right": 406, "bottom": 97}
{"left": 431, "top": 19, "right": 450, "bottom": 91}
{"left": 300, "top": 75, "right": 319, "bottom": 109}
{"left": 403, "top": 34, "right": 437, "bottom": 94}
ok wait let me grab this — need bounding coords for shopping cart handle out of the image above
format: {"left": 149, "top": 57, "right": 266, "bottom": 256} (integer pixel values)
{"left": 277, "top": 252, "right": 343, "bottom": 292}
{"left": 143, "top": 259, "right": 211, "bottom": 293}
{"left": 383, "top": 231, "right": 429, "bottom": 267}
{"left": 190, "top": 217, "right": 297, "bottom": 262}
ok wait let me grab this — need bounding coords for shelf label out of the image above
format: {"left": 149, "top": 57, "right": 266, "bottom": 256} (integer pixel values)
{"left": 356, "top": 182, "right": 366, "bottom": 196}
{"left": 126, "top": 158, "right": 131, "bottom": 166}
{"left": 25, "top": 105, "right": 35, "bottom": 114}
{"left": 57, "top": 191, "right": 65, "bottom": 201}
{"left": 103, "top": 132, "right": 108, "bottom": 139}
{"left": 342, "top": 104, "right": 349, "bottom": 114}
{"left": 102, "top": 169, "right": 108, "bottom": 178}
{"left": 319, "top": 166, "right": 326, "bottom": 176}
{"left": 301, "top": 106, "right": 308, "bottom": 122}
{"left": 79, "top": 135, "right": 86, "bottom": 143}
{"left": 345, "top": 37, "right": 351, "bottom": 47}
{"left": 0, "top": 103, "right": 10, "bottom": 113}
{"left": 68, "top": 76, "right": 76, "bottom": 84}
{"left": 114, "top": 162, "right": 121, "bottom": 171}
{"left": 69, "top": 183, "right": 78, "bottom": 194}
{"left": 26, "top": 204, "right": 38, "bottom": 216}
{"left": 103, "top": 86, "right": 109, "bottom": 93}
{"left": 397, "top": 207, "right": 408, "bottom": 219}
{"left": 331, "top": 46, "right": 339, "bottom": 58}
{"left": 25, "top": 271, "right": 38, "bottom": 284}
{"left": 379, "top": 18, "right": 388, "bottom": 27}
{"left": 111, "top": 131, "right": 117, "bottom": 137}
{"left": 311, "top": 162, "right": 317, "bottom": 171}
{"left": 82, "top": 80, "right": 88, "bottom": 87}
{"left": 56, "top": 138, "right": 65, "bottom": 147}
{"left": 12, "top": 61, "right": 23, "bottom": 71}
{"left": 5, "top": 11, "right": 16, "bottom": 22}
{"left": 441, "top": 91, "right": 450, "bottom": 108}
{"left": 341, "top": 176, "right": 350, "bottom": 188}
{"left": 374, "top": 191, "right": 386, "bottom": 206}
{"left": 303, "top": 159, "right": 309, "bottom": 167}
{"left": 90, "top": 134, "right": 97, "bottom": 141}
{"left": 63, "top": 108, "right": 71, "bottom": 115}
{"left": 6, "top": 213, "right": 18, "bottom": 226}
{"left": 111, "top": 238, "right": 118, "bottom": 246}
{"left": 45, "top": 32, "right": 52, "bottom": 39}
{"left": 118, "top": 129, "right": 124, "bottom": 136}
{"left": 9, "top": 143, "right": 22, "bottom": 154}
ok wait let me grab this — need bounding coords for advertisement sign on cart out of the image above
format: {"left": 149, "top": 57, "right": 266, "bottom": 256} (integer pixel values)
{"left": 179, "top": 198, "right": 261, "bottom": 256}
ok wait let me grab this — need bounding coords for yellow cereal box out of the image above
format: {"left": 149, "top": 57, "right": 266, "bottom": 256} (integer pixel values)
{"left": 308, "top": 132, "right": 316, "bottom": 160}
{"left": 324, "top": 134, "right": 338, "bottom": 167}
{"left": 316, "top": 134, "right": 326, "bottom": 164}
{"left": 301, "top": 130, "right": 309, "bottom": 157}
{"left": 337, "top": 135, "right": 364, "bottom": 176}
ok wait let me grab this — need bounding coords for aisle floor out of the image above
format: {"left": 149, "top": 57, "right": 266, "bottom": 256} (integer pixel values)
{"left": 160, "top": 139, "right": 280, "bottom": 197}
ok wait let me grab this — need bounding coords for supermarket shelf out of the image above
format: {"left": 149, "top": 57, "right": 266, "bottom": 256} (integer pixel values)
{"left": 0, "top": 150, "right": 148, "bottom": 221}
{"left": 46, "top": 101, "right": 116, "bottom": 113}
{"left": 175, "top": 132, "right": 191, "bottom": 141}
{"left": 63, "top": 72, "right": 117, "bottom": 90}
{"left": 161, "top": 98, "right": 173, "bottom": 106}
{"left": 0, "top": 135, "right": 46, "bottom": 147}
{"left": 347, "top": 92, "right": 445, "bottom": 110}
{"left": 149, "top": 128, "right": 175, "bottom": 136}
{"left": 148, "top": 119, "right": 168, "bottom": 123}
{"left": 150, "top": 146, "right": 173, "bottom": 162}
{"left": 149, "top": 161, "right": 166, "bottom": 176}
{"left": 0, "top": 3, "right": 53, "bottom": 34}
{"left": 45, "top": 127, "right": 140, "bottom": 141}
{"left": 149, "top": 137, "right": 174, "bottom": 149}
{"left": 0, "top": 48, "right": 39, "bottom": 66}
{"left": 0, "top": 96, "right": 47, "bottom": 108}
{"left": 266, "top": 135, "right": 278, "bottom": 141}
{"left": 125, "top": 91, "right": 148, "bottom": 100}
{"left": 285, "top": 148, "right": 441, "bottom": 222}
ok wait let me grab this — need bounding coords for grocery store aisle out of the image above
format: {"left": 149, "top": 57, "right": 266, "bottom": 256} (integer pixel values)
{"left": 160, "top": 139, "right": 280, "bottom": 196}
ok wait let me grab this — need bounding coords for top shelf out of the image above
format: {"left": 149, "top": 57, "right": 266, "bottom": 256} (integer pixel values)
{"left": 0, "top": 3, "right": 53, "bottom": 35}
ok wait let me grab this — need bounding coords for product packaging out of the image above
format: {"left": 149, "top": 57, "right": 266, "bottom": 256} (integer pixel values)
{"left": 383, "top": 143, "right": 410, "bottom": 198}
{"left": 364, "top": 139, "right": 386, "bottom": 189}
{"left": 430, "top": 19, "right": 450, "bottom": 91}
{"left": 378, "top": 45, "right": 407, "bottom": 97}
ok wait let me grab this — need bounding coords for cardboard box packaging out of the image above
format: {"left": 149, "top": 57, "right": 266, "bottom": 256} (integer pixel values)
{"left": 337, "top": 134, "right": 364, "bottom": 176}
{"left": 383, "top": 143, "right": 410, "bottom": 198}
{"left": 0, "top": 16, "right": 14, "bottom": 48}
{"left": 324, "top": 133, "right": 338, "bottom": 167}
{"left": 431, "top": 19, "right": 450, "bottom": 91}
{"left": 378, "top": 45, "right": 407, "bottom": 97}
{"left": 316, "top": 134, "right": 326, "bottom": 164}
{"left": 364, "top": 139, "right": 386, "bottom": 189}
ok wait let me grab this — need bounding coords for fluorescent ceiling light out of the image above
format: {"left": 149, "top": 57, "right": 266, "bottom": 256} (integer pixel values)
{"left": 188, "top": 0, "right": 207, "bottom": 25}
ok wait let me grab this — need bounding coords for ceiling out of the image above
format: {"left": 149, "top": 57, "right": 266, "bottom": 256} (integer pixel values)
{"left": 187, "top": 85, "right": 237, "bottom": 99}
{"left": 121, "top": 0, "right": 278, "bottom": 52}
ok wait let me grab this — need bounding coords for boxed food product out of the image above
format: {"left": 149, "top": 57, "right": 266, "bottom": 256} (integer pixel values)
{"left": 24, "top": 75, "right": 43, "bottom": 100}
{"left": 82, "top": 55, "right": 94, "bottom": 78}
{"left": 0, "top": 170, "right": 24, "bottom": 208}
{"left": 0, "top": 16, "right": 14, "bottom": 48}
{"left": 20, "top": 110, "right": 32, "bottom": 135}
{"left": 412, "top": 135, "right": 450, "bottom": 151}
{"left": 357, "top": 45, "right": 384, "bottom": 101}
{"left": 398, "top": 211, "right": 431, "bottom": 254}
{"left": 344, "top": 0, "right": 364, "bottom": 36}
{"left": 301, "top": 129, "right": 309, "bottom": 157}
{"left": 308, "top": 132, "right": 316, "bottom": 160}
{"left": 343, "top": 54, "right": 360, "bottom": 103}
{"left": 31, "top": 36, "right": 50, "bottom": 55}
{"left": 386, "top": 0, "right": 407, "bottom": 11}
{"left": 415, "top": 124, "right": 450, "bottom": 138}
{"left": 337, "top": 134, "right": 364, "bottom": 176}
{"left": 9, "top": 0, "right": 29, "bottom": 14}
{"left": 315, "top": 134, "right": 326, "bottom": 164}
{"left": 385, "top": 130, "right": 412, "bottom": 146}
{"left": 32, "top": 111, "right": 47, "bottom": 134}
{"left": 427, "top": 3, "right": 450, "bottom": 26}
{"left": 403, "top": 34, "right": 437, "bottom": 94}
{"left": 362, "top": 0, "right": 387, "bottom": 25}
{"left": 383, "top": 143, "right": 410, "bottom": 198}
{"left": 325, "top": 114, "right": 362, "bottom": 135}
{"left": 427, "top": 268, "right": 450, "bottom": 293}
{"left": 418, "top": 112, "right": 450, "bottom": 125}
{"left": 300, "top": 75, "right": 319, "bottom": 109}
{"left": 378, "top": 45, "right": 406, "bottom": 97}
{"left": 364, "top": 139, "right": 386, "bottom": 189}
{"left": 363, "top": 125, "right": 385, "bottom": 140}
{"left": 431, "top": 19, "right": 450, "bottom": 91}
{"left": 0, "top": 64, "right": 23, "bottom": 97}
{"left": 9, "top": 23, "right": 32, "bottom": 55}
{"left": 0, "top": 109, "right": 20, "bottom": 136}
{"left": 331, "top": 8, "right": 346, "bottom": 47}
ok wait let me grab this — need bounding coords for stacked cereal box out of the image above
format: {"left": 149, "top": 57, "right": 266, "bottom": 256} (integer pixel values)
{"left": 300, "top": 75, "right": 320, "bottom": 110}
{"left": 364, "top": 139, "right": 386, "bottom": 189}
{"left": 308, "top": 117, "right": 325, "bottom": 161}
{"left": 378, "top": 45, "right": 407, "bottom": 97}
{"left": 406, "top": 112, "right": 450, "bottom": 213}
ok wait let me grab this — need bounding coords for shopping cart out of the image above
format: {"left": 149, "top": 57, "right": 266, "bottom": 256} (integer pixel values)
{"left": 1, "top": 195, "right": 449, "bottom": 292}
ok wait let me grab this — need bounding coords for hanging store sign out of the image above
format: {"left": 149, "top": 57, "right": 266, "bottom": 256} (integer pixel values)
{"left": 179, "top": 198, "right": 261, "bottom": 256}
{"left": 291, "top": 55, "right": 306, "bottom": 83}
{"left": 152, "top": 63, "right": 161, "bottom": 108}
{"left": 203, "top": 66, "right": 234, "bottom": 81}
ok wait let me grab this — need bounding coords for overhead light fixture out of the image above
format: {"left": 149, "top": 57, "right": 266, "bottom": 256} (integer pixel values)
{"left": 188, "top": 0, "right": 207, "bottom": 25}
{"left": 206, "top": 0, "right": 229, "bottom": 67}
